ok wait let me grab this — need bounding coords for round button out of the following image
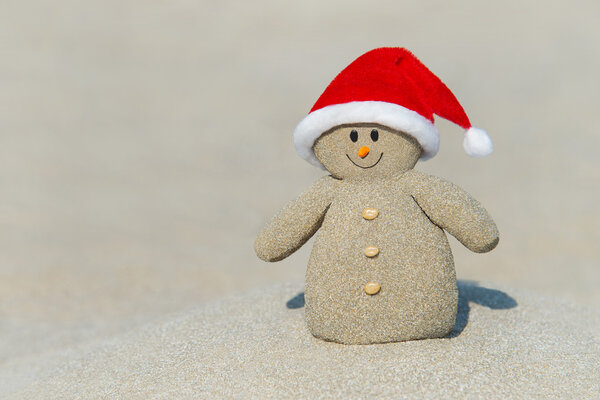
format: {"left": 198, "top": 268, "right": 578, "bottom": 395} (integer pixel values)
{"left": 364, "top": 282, "right": 381, "bottom": 295}
{"left": 364, "top": 246, "right": 379, "bottom": 257}
{"left": 362, "top": 208, "right": 379, "bottom": 220}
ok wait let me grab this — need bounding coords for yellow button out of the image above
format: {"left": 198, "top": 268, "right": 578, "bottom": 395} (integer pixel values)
{"left": 362, "top": 208, "right": 379, "bottom": 220}
{"left": 364, "top": 282, "right": 381, "bottom": 295}
{"left": 364, "top": 246, "right": 379, "bottom": 257}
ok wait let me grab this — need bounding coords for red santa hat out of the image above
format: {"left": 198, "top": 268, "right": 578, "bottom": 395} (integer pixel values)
{"left": 293, "top": 47, "right": 493, "bottom": 168}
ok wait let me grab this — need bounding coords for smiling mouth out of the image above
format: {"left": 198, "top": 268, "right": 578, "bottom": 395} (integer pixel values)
{"left": 345, "top": 153, "right": 384, "bottom": 169}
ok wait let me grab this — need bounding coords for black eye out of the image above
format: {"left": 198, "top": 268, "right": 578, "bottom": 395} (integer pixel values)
{"left": 370, "top": 129, "right": 379, "bottom": 142}
{"left": 350, "top": 130, "right": 358, "bottom": 142}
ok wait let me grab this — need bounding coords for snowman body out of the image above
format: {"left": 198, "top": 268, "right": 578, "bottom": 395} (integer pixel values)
{"left": 305, "top": 174, "right": 457, "bottom": 344}
{"left": 255, "top": 48, "right": 499, "bottom": 344}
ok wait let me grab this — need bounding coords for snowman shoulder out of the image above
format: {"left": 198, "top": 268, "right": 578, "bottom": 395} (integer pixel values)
{"left": 402, "top": 169, "right": 476, "bottom": 209}
{"left": 308, "top": 174, "right": 342, "bottom": 200}
{"left": 399, "top": 169, "right": 446, "bottom": 192}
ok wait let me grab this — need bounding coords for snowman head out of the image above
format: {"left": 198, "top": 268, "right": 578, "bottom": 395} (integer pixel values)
{"left": 293, "top": 48, "right": 492, "bottom": 172}
{"left": 313, "top": 123, "right": 422, "bottom": 179}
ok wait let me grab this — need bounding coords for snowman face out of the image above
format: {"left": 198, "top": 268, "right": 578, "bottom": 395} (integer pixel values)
{"left": 313, "top": 124, "right": 422, "bottom": 179}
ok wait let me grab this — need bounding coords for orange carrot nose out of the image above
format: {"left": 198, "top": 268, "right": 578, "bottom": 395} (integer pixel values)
{"left": 358, "top": 146, "right": 370, "bottom": 158}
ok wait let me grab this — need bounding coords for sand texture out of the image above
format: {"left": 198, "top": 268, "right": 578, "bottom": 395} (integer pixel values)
{"left": 1, "top": 0, "right": 600, "bottom": 396}
{"left": 258, "top": 127, "right": 499, "bottom": 344}
{"left": 303, "top": 169, "right": 497, "bottom": 344}
{"left": 5, "top": 281, "right": 598, "bottom": 399}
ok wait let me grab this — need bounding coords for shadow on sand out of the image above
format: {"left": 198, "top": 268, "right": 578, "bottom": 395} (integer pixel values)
{"left": 285, "top": 280, "right": 517, "bottom": 338}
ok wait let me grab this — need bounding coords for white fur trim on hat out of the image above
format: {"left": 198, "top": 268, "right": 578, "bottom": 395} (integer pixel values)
{"left": 293, "top": 101, "right": 440, "bottom": 169}
{"left": 463, "top": 127, "right": 493, "bottom": 157}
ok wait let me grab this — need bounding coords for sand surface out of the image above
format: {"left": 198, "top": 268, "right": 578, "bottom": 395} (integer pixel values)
{"left": 1, "top": 0, "right": 599, "bottom": 397}
{"left": 4, "top": 281, "right": 599, "bottom": 399}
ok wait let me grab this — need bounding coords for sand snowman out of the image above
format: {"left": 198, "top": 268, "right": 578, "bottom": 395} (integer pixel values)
{"left": 255, "top": 48, "right": 499, "bottom": 344}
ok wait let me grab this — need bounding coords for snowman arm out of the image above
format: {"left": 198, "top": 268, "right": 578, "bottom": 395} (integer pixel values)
{"left": 407, "top": 171, "right": 499, "bottom": 253}
{"left": 254, "top": 175, "right": 337, "bottom": 262}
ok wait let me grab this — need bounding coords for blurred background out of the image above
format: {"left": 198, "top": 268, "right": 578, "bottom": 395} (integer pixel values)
{"left": 1, "top": 0, "right": 598, "bottom": 370}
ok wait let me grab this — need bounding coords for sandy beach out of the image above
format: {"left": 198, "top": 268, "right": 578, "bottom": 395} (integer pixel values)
{"left": 1, "top": 0, "right": 599, "bottom": 397}
{"left": 6, "top": 282, "right": 599, "bottom": 398}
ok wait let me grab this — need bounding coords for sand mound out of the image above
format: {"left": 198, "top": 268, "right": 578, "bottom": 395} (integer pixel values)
{"left": 6, "top": 281, "right": 599, "bottom": 399}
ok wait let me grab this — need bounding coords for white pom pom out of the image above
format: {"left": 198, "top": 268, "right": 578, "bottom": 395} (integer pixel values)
{"left": 463, "top": 127, "right": 493, "bottom": 157}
